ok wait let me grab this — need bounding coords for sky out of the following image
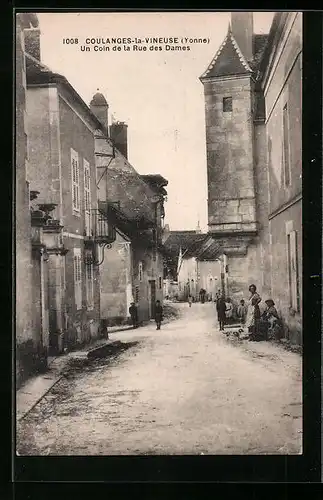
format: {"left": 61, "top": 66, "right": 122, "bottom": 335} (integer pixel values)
{"left": 37, "top": 11, "right": 274, "bottom": 231}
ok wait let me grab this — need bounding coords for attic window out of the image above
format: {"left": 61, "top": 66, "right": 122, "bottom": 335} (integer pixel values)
{"left": 223, "top": 97, "right": 232, "bottom": 112}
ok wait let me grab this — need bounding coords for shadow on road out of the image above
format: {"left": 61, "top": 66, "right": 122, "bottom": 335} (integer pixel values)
{"left": 64, "top": 341, "right": 140, "bottom": 377}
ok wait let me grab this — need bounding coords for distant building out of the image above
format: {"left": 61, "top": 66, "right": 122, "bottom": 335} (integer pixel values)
{"left": 163, "top": 230, "right": 221, "bottom": 301}
{"left": 201, "top": 12, "right": 302, "bottom": 342}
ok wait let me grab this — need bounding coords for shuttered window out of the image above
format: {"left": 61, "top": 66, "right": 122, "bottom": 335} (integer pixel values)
{"left": 287, "top": 229, "right": 300, "bottom": 312}
{"left": 283, "top": 103, "right": 291, "bottom": 187}
{"left": 71, "top": 149, "right": 80, "bottom": 213}
{"left": 84, "top": 159, "right": 91, "bottom": 235}
{"left": 73, "top": 248, "right": 82, "bottom": 310}
{"left": 86, "top": 262, "right": 94, "bottom": 309}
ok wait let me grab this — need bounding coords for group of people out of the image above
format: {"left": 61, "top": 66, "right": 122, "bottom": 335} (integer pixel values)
{"left": 215, "top": 284, "right": 282, "bottom": 341}
{"left": 129, "top": 300, "right": 164, "bottom": 330}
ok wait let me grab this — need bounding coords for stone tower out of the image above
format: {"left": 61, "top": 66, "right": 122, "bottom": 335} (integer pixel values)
{"left": 200, "top": 12, "right": 268, "bottom": 298}
{"left": 90, "top": 91, "right": 109, "bottom": 135}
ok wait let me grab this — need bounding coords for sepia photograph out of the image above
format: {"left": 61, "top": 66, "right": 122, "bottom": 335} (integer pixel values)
{"left": 15, "top": 11, "right": 302, "bottom": 457}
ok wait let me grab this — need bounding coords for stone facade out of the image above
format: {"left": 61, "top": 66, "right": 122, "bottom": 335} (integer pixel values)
{"left": 26, "top": 66, "right": 102, "bottom": 353}
{"left": 263, "top": 13, "right": 302, "bottom": 343}
{"left": 201, "top": 12, "right": 302, "bottom": 342}
{"left": 205, "top": 76, "right": 257, "bottom": 233}
{"left": 99, "top": 229, "right": 133, "bottom": 325}
{"left": 16, "top": 14, "right": 48, "bottom": 388}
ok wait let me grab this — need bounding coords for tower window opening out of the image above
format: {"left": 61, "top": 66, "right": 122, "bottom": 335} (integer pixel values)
{"left": 223, "top": 97, "right": 232, "bottom": 112}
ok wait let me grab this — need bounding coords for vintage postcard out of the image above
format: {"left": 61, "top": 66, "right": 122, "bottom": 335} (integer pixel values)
{"left": 15, "top": 11, "right": 303, "bottom": 461}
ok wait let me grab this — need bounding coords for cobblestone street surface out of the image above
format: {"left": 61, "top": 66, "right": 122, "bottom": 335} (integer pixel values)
{"left": 16, "top": 303, "right": 302, "bottom": 455}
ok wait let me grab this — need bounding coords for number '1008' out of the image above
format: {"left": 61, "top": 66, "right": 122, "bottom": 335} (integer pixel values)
{"left": 63, "top": 38, "right": 79, "bottom": 44}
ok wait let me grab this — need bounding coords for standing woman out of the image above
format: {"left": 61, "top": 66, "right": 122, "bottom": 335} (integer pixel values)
{"left": 245, "top": 284, "right": 262, "bottom": 340}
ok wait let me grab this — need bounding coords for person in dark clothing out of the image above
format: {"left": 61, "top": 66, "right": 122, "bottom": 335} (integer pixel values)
{"left": 258, "top": 299, "right": 282, "bottom": 340}
{"left": 217, "top": 296, "right": 226, "bottom": 331}
{"left": 129, "top": 302, "right": 138, "bottom": 329}
{"left": 248, "top": 296, "right": 262, "bottom": 341}
{"left": 155, "top": 300, "right": 163, "bottom": 330}
{"left": 215, "top": 292, "right": 221, "bottom": 320}
{"left": 199, "top": 288, "right": 206, "bottom": 304}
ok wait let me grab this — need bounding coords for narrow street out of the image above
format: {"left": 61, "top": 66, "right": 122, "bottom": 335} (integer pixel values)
{"left": 16, "top": 303, "right": 302, "bottom": 456}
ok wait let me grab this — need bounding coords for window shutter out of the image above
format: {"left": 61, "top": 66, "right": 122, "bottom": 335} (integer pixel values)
{"left": 71, "top": 149, "right": 80, "bottom": 213}
{"left": 73, "top": 248, "right": 82, "bottom": 310}
{"left": 86, "top": 263, "right": 94, "bottom": 309}
{"left": 289, "top": 230, "right": 299, "bottom": 311}
{"left": 84, "top": 160, "right": 91, "bottom": 236}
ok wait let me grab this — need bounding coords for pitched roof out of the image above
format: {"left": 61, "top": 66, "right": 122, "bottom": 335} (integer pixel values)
{"left": 26, "top": 60, "right": 106, "bottom": 134}
{"left": 103, "top": 168, "right": 158, "bottom": 228}
{"left": 197, "top": 238, "right": 222, "bottom": 260}
{"left": 200, "top": 25, "right": 252, "bottom": 80}
{"left": 163, "top": 231, "right": 209, "bottom": 257}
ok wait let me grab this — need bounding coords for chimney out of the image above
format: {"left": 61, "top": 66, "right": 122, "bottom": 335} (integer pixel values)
{"left": 24, "top": 28, "right": 41, "bottom": 60}
{"left": 90, "top": 91, "right": 109, "bottom": 135}
{"left": 109, "top": 122, "right": 128, "bottom": 159}
{"left": 231, "top": 12, "right": 254, "bottom": 62}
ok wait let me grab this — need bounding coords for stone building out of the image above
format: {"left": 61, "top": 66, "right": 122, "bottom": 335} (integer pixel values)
{"left": 90, "top": 91, "right": 168, "bottom": 324}
{"left": 16, "top": 13, "right": 48, "bottom": 387}
{"left": 259, "top": 12, "right": 302, "bottom": 343}
{"left": 16, "top": 17, "right": 169, "bottom": 387}
{"left": 25, "top": 32, "right": 108, "bottom": 354}
{"left": 201, "top": 12, "right": 302, "bottom": 342}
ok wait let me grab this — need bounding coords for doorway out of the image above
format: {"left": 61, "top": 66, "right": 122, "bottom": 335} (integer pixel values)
{"left": 149, "top": 280, "right": 156, "bottom": 319}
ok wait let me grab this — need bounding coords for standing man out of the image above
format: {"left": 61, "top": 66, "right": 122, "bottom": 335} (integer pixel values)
{"left": 129, "top": 302, "right": 138, "bottom": 329}
{"left": 188, "top": 294, "right": 193, "bottom": 307}
{"left": 155, "top": 300, "right": 163, "bottom": 330}
{"left": 199, "top": 288, "right": 206, "bottom": 304}
{"left": 217, "top": 295, "right": 226, "bottom": 331}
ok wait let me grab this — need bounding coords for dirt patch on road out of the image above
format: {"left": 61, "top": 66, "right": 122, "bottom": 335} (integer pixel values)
{"left": 64, "top": 341, "right": 140, "bottom": 375}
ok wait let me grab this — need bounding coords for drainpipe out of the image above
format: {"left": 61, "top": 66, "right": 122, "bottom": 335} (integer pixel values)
{"left": 223, "top": 254, "right": 229, "bottom": 297}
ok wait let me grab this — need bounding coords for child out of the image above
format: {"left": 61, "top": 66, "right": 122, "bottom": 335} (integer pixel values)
{"left": 237, "top": 299, "right": 247, "bottom": 324}
{"left": 225, "top": 298, "right": 233, "bottom": 320}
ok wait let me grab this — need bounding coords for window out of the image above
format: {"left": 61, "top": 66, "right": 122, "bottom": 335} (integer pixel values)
{"left": 86, "top": 262, "right": 94, "bottom": 309}
{"left": 71, "top": 149, "right": 80, "bottom": 214}
{"left": 61, "top": 257, "right": 66, "bottom": 291}
{"left": 223, "top": 97, "right": 232, "bottom": 112}
{"left": 138, "top": 261, "right": 143, "bottom": 281}
{"left": 159, "top": 277, "right": 162, "bottom": 289}
{"left": 73, "top": 248, "right": 82, "bottom": 310}
{"left": 287, "top": 229, "right": 300, "bottom": 312}
{"left": 84, "top": 159, "right": 91, "bottom": 236}
{"left": 283, "top": 103, "right": 291, "bottom": 186}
